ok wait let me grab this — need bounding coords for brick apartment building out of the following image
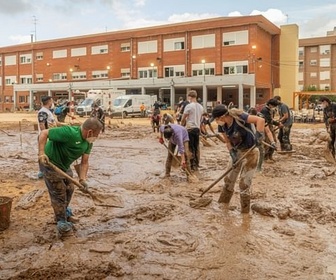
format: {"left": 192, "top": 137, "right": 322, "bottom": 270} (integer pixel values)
{"left": 292, "top": 27, "right": 336, "bottom": 109}
{"left": 0, "top": 15, "right": 283, "bottom": 112}
{"left": 299, "top": 28, "right": 336, "bottom": 92}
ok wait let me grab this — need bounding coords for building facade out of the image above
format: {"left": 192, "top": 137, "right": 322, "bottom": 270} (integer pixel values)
{"left": 0, "top": 15, "right": 282, "bottom": 112}
{"left": 298, "top": 31, "right": 336, "bottom": 93}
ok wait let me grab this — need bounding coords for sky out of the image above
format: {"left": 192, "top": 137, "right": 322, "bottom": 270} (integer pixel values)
{"left": 0, "top": 0, "right": 336, "bottom": 47}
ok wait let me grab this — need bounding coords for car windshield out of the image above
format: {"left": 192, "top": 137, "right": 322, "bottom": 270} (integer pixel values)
{"left": 113, "top": 98, "right": 127, "bottom": 107}
{"left": 79, "top": 98, "right": 94, "bottom": 106}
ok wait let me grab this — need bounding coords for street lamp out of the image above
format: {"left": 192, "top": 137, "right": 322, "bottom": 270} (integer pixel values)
{"left": 150, "top": 63, "right": 155, "bottom": 84}
{"left": 201, "top": 59, "right": 206, "bottom": 81}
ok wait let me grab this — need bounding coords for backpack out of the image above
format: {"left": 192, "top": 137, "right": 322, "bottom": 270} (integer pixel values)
{"left": 54, "top": 105, "right": 64, "bottom": 115}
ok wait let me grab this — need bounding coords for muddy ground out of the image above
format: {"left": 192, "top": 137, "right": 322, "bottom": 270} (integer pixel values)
{"left": 1, "top": 112, "right": 336, "bottom": 280}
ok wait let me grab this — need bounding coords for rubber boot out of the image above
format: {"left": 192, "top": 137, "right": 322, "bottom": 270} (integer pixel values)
{"left": 240, "top": 194, "right": 251, "bottom": 213}
{"left": 218, "top": 188, "right": 233, "bottom": 203}
{"left": 160, "top": 160, "right": 171, "bottom": 179}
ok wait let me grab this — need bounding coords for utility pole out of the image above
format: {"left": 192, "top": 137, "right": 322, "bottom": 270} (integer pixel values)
{"left": 32, "top": 16, "right": 37, "bottom": 42}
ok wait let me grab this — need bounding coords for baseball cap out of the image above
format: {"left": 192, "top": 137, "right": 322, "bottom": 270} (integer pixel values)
{"left": 210, "top": 104, "right": 228, "bottom": 122}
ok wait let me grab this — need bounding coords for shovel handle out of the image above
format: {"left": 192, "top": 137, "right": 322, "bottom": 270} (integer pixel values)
{"left": 46, "top": 161, "right": 99, "bottom": 200}
{"left": 200, "top": 145, "right": 256, "bottom": 197}
{"left": 162, "top": 142, "right": 193, "bottom": 177}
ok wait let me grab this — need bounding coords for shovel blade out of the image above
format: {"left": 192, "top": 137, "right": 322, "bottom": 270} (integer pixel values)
{"left": 189, "top": 197, "right": 212, "bottom": 209}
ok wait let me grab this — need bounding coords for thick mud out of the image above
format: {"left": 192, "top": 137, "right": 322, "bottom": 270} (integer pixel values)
{"left": 1, "top": 114, "right": 336, "bottom": 280}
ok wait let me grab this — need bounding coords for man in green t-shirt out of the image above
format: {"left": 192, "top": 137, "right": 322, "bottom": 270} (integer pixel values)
{"left": 38, "top": 118, "right": 103, "bottom": 238}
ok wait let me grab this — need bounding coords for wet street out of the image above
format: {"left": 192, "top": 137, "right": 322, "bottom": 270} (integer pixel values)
{"left": 0, "top": 115, "right": 336, "bottom": 279}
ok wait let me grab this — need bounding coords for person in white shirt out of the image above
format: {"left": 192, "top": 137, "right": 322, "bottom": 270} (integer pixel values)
{"left": 181, "top": 90, "right": 204, "bottom": 171}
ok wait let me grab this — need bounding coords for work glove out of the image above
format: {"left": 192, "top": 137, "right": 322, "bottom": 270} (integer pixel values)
{"left": 79, "top": 179, "right": 89, "bottom": 191}
{"left": 38, "top": 154, "right": 49, "bottom": 165}
{"left": 159, "top": 137, "right": 164, "bottom": 144}
{"left": 229, "top": 149, "right": 238, "bottom": 164}
{"left": 270, "top": 141, "right": 277, "bottom": 150}
{"left": 255, "top": 131, "right": 264, "bottom": 147}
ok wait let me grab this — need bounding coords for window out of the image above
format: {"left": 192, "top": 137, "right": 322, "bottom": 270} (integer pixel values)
{"left": 299, "top": 61, "right": 304, "bottom": 69}
{"left": 174, "top": 41, "right": 184, "bottom": 50}
{"left": 138, "top": 67, "right": 157, "bottom": 78}
{"left": 5, "top": 76, "right": 16, "bottom": 84}
{"left": 320, "top": 84, "right": 330, "bottom": 91}
{"left": 320, "top": 58, "right": 330, "bottom": 67}
{"left": 164, "top": 65, "right": 185, "bottom": 77}
{"left": 71, "top": 71, "right": 87, "bottom": 80}
{"left": 19, "top": 96, "right": 27, "bottom": 103}
{"left": 20, "top": 76, "right": 33, "bottom": 84}
{"left": 298, "top": 47, "right": 304, "bottom": 56}
{"left": 165, "top": 67, "right": 174, "bottom": 77}
{"left": 121, "top": 68, "right": 130, "bottom": 78}
{"left": 0, "top": 58, "right": 2, "bottom": 66}
{"left": 92, "top": 70, "right": 109, "bottom": 79}
{"left": 71, "top": 47, "right": 86, "bottom": 57}
{"left": 163, "top": 37, "right": 185, "bottom": 51}
{"left": 223, "top": 61, "right": 248, "bottom": 75}
{"left": 320, "top": 71, "right": 330, "bottom": 80}
{"left": 36, "top": 74, "right": 43, "bottom": 82}
{"left": 223, "top": 30, "right": 248, "bottom": 46}
{"left": 91, "top": 45, "right": 108, "bottom": 55}
{"left": 310, "top": 72, "right": 317, "bottom": 78}
{"left": 310, "top": 60, "right": 317, "bottom": 66}
{"left": 320, "top": 45, "right": 330, "bottom": 55}
{"left": 139, "top": 70, "right": 148, "bottom": 79}
{"left": 310, "top": 47, "right": 317, "bottom": 53}
{"left": 236, "top": 65, "right": 248, "bottom": 74}
{"left": 36, "top": 52, "right": 43, "bottom": 60}
{"left": 192, "top": 34, "right": 215, "bottom": 49}
{"left": 298, "top": 72, "right": 303, "bottom": 81}
{"left": 191, "top": 63, "right": 215, "bottom": 77}
{"left": 53, "top": 49, "right": 67, "bottom": 59}
{"left": 20, "top": 54, "right": 32, "bottom": 64}
{"left": 52, "top": 73, "right": 67, "bottom": 81}
{"left": 5, "top": 55, "right": 16, "bottom": 66}
{"left": 120, "top": 43, "right": 130, "bottom": 52}
{"left": 138, "top": 40, "right": 158, "bottom": 54}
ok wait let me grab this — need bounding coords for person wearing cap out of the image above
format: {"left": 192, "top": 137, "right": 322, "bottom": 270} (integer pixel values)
{"left": 90, "top": 103, "right": 105, "bottom": 133}
{"left": 158, "top": 124, "right": 192, "bottom": 180}
{"left": 211, "top": 104, "right": 265, "bottom": 213}
{"left": 181, "top": 90, "right": 204, "bottom": 171}
{"left": 320, "top": 96, "right": 336, "bottom": 158}
{"left": 273, "top": 95, "right": 293, "bottom": 151}
{"left": 256, "top": 99, "right": 280, "bottom": 161}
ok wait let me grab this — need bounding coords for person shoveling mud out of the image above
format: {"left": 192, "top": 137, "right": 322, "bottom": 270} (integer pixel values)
{"left": 208, "top": 104, "right": 265, "bottom": 213}
{"left": 38, "top": 118, "right": 103, "bottom": 238}
{"left": 159, "top": 124, "right": 198, "bottom": 183}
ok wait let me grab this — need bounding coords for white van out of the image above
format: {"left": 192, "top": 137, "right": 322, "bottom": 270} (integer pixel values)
{"left": 76, "top": 89, "right": 125, "bottom": 117}
{"left": 111, "top": 94, "right": 157, "bottom": 118}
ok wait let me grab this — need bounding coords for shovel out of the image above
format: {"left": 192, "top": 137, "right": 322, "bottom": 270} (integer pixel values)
{"left": 200, "top": 145, "right": 256, "bottom": 197}
{"left": 0, "top": 129, "right": 15, "bottom": 137}
{"left": 46, "top": 161, "right": 103, "bottom": 203}
{"left": 189, "top": 146, "right": 256, "bottom": 208}
{"left": 46, "top": 161, "right": 124, "bottom": 207}
{"left": 162, "top": 142, "right": 199, "bottom": 182}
